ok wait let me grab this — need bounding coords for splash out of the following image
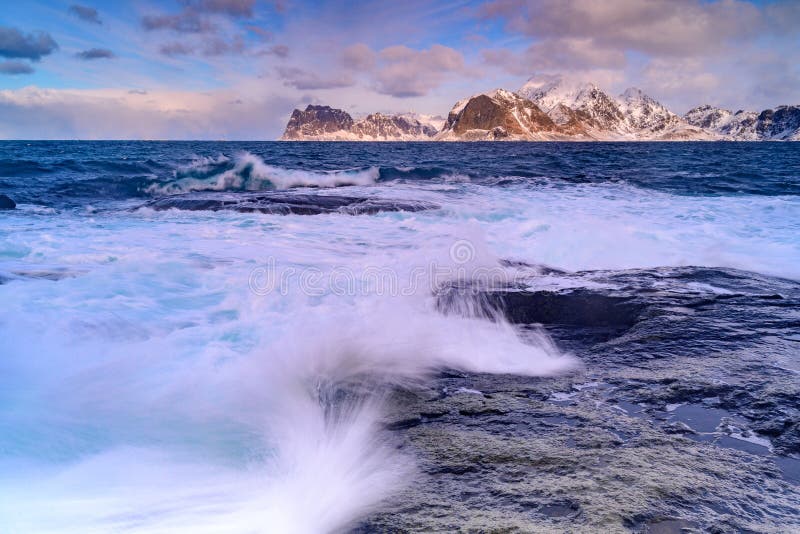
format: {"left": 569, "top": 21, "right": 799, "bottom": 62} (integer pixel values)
{"left": 0, "top": 224, "right": 575, "bottom": 532}
{"left": 145, "top": 152, "right": 380, "bottom": 195}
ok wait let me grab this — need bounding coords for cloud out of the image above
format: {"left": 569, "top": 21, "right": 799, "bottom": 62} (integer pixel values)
{"left": 142, "top": 0, "right": 255, "bottom": 33}
{"left": 373, "top": 44, "right": 465, "bottom": 97}
{"left": 128, "top": 89, "right": 148, "bottom": 95}
{"left": 341, "top": 43, "right": 376, "bottom": 71}
{"left": 266, "top": 44, "right": 289, "bottom": 58}
{"left": 246, "top": 25, "right": 274, "bottom": 42}
{"left": 142, "top": 13, "right": 215, "bottom": 33}
{"left": 0, "top": 86, "right": 295, "bottom": 140}
{"left": 482, "top": 38, "right": 625, "bottom": 75}
{"left": 181, "top": 0, "right": 256, "bottom": 17}
{"left": 0, "top": 60, "right": 34, "bottom": 75}
{"left": 202, "top": 36, "right": 245, "bottom": 56}
{"left": 479, "top": 0, "right": 773, "bottom": 57}
{"left": 276, "top": 66, "right": 354, "bottom": 90}
{"left": 69, "top": 4, "right": 102, "bottom": 25}
{"left": 0, "top": 27, "right": 58, "bottom": 61}
{"left": 76, "top": 48, "right": 115, "bottom": 60}
{"left": 160, "top": 42, "right": 195, "bottom": 56}
{"left": 159, "top": 36, "right": 248, "bottom": 57}
{"left": 334, "top": 43, "right": 467, "bottom": 98}
{"left": 476, "top": 0, "right": 800, "bottom": 111}
{"left": 144, "top": 0, "right": 262, "bottom": 59}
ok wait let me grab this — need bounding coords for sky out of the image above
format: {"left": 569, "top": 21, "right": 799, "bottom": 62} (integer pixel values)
{"left": 0, "top": 0, "right": 798, "bottom": 139}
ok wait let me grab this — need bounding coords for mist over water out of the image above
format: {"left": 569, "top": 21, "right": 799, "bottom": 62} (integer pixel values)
{"left": 1, "top": 142, "right": 799, "bottom": 532}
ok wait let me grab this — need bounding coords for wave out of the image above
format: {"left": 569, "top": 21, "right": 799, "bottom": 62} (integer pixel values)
{"left": 376, "top": 166, "right": 471, "bottom": 183}
{"left": 0, "top": 158, "right": 54, "bottom": 177}
{"left": 0, "top": 281, "right": 575, "bottom": 532}
{"left": 145, "top": 152, "right": 381, "bottom": 195}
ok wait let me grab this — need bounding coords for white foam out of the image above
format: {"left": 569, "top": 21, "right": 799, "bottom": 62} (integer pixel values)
{"left": 0, "top": 203, "right": 576, "bottom": 532}
{"left": 146, "top": 151, "right": 380, "bottom": 194}
{"left": 2, "top": 165, "right": 799, "bottom": 531}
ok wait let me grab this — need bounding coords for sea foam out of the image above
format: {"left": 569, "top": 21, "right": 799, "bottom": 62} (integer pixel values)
{"left": 145, "top": 152, "right": 380, "bottom": 195}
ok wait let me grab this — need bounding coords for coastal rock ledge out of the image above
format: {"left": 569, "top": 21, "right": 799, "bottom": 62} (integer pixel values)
{"left": 0, "top": 194, "right": 16, "bottom": 209}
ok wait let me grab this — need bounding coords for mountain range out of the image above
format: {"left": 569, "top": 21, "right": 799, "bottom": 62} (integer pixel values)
{"left": 280, "top": 74, "right": 800, "bottom": 141}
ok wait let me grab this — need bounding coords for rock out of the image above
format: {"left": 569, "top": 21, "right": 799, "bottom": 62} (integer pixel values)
{"left": 139, "top": 191, "right": 439, "bottom": 215}
{"left": 0, "top": 194, "right": 16, "bottom": 209}
{"left": 281, "top": 105, "right": 354, "bottom": 140}
{"left": 618, "top": 87, "right": 684, "bottom": 134}
{"left": 684, "top": 104, "right": 800, "bottom": 140}
{"left": 436, "top": 89, "right": 574, "bottom": 141}
{"left": 350, "top": 113, "right": 439, "bottom": 140}
{"left": 280, "top": 76, "right": 799, "bottom": 142}
{"left": 360, "top": 265, "right": 800, "bottom": 531}
{"left": 280, "top": 105, "right": 441, "bottom": 140}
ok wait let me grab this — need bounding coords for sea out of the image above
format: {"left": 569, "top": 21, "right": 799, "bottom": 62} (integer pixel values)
{"left": 0, "top": 141, "right": 798, "bottom": 532}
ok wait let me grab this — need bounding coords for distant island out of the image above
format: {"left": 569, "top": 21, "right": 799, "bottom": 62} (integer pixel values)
{"left": 281, "top": 74, "right": 800, "bottom": 142}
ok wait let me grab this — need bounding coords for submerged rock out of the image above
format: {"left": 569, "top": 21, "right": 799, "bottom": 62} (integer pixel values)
{"left": 0, "top": 194, "right": 16, "bottom": 209}
{"left": 139, "top": 192, "right": 439, "bottom": 215}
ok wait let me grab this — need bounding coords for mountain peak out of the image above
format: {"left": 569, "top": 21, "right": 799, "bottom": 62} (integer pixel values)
{"left": 621, "top": 87, "right": 648, "bottom": 101}
{"left": 519, "top": 75, "right": 603, "bottom": 112}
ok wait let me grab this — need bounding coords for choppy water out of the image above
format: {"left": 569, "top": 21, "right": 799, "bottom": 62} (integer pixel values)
{"left": 0, "top": 141, "right": 799, "bottom": 532}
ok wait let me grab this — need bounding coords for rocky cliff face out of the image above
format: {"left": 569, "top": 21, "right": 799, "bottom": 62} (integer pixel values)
{"left": 685, "top": 105, "right": 800, "bottom": 141}
{"left": 517, "top": 75, "right": 711, "bottom": 140}
{"left": 618, "top": 87, "right": 680, "bottom": 132}
{"left": 519, "top": 76, "right": 628, "bottom": 134}
{"left": 281, "top": 105, "right": 440, "bottom": 140}
{"left": 437, "top": 89, "right": 589, "bottom": 141}
{"left": 351, "top": 113, "right": 439, "bottom": 140}
{"left": 281, "top": 105, "right": 355, "bottom": 140}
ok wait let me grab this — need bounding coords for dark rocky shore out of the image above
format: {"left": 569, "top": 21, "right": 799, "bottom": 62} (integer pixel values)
{"left": 360, "top": 266, "right": 800, "bottom": 532}
{"left": 139, "top": 191, "right": 438, "bottom": 216}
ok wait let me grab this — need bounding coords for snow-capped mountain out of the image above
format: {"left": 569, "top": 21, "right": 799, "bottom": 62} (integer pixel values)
{"left": 517, "top": 75, "right": 711, "bottom": 140}
{"left": 280, "top": 77, "right": 798, "bottom": 141}
{"left": 684, "top": 105, "right": 800, "bottom": 141}
{"left": 436, "top": 89, "right": 588, "bottom": 141}
{"left": 281, "top": 105, "right": 440, "bottom": 140}
{"left": 618, "top": 87, "right": 679, "bottom": 132}
{"left": 518, "top": 75, "right": 628, "bottom": 134}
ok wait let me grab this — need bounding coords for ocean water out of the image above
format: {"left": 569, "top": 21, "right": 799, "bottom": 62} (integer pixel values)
{"left": 0, "top": 141, "right": 798, "bottom": 532}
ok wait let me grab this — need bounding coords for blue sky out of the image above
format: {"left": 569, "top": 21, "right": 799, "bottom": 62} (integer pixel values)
{"left": 0, "top": 0, "right": 798, "bottom": 139}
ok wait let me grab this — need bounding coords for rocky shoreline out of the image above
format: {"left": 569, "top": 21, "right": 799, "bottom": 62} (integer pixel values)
{"left": 359, "top": 266, "right": 800, "bottom": 532}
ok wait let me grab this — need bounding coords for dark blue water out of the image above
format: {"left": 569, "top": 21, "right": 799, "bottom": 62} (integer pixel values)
{"left": 0, "top": 141, "right": 798, "bottom": 207}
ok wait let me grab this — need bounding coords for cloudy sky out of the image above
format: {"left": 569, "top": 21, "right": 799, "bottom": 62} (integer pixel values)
{"left": 0, "top": 0, "right": 798, "bottom": 139}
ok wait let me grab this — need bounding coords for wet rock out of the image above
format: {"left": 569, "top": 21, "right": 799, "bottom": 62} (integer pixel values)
{"left": 662, "top": 421, "right": 696, "bottom": 435}
{"left": 139, "top": 192, "right": 439, "bottom": 215}
{"left": 365, "top": 266, "right": 800, "bottom": 532}
{"left": 0, "top": 194, "right": 16, "bottom": 209}
{"left": 640, "top": 518, "right": 699, "bottom": 534}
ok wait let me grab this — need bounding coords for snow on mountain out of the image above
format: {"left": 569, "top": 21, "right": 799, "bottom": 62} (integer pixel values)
{"left": 684, "top": 105, "right": 735, "bottom": 131}
{"left": 436, "top": 88, "right": 588, "bottom": 141}
{"left": 281, "top": 105, "right": 439, "bottom": 141}
{"left": 684, "top": 105, "right": 800, "bottom": 141}
{"left": 280, "top": 77, "right": 799, "bottom": 142}
{"left": 397, "top": 112, "right": 446, "bottom": 133}
{"left": 519, "top": 75, "right": 628, "bottom": 135}
{"left": 618, "top": 87, "right": 680, "bottom": 132}
{"left": 518, "top": 74, "right": 585, "bottom": 112}
{"left": 517, "top": 75, "right": 714, "bottom": 140}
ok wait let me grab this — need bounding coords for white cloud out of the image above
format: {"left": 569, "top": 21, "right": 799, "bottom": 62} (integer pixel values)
{"left": 0, "top": 87, "right": 294, "bottom": 140}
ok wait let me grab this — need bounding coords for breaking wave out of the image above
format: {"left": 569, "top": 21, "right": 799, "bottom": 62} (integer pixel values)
{"left": 0, "top": 252, "right": 575, "bottom": 532}
{"left": 146, "top": 152, "right": 381, "bottom": 195}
